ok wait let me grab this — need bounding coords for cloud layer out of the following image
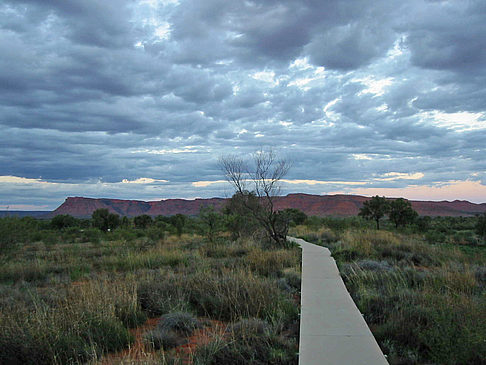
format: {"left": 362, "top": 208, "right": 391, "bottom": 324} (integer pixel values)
{"left": 1, "top": 0, "right": 485, "bottom": 209}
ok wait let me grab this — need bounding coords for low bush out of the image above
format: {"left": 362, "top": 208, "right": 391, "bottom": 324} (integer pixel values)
{"left": 186, "top": 269, "right": 298, "bottom": 325}
{"left": 341, "top": 253, "right": 486, "bottom": 364}
{"left": 0, "top": 302, "right": 133, "bottom": 364}
{"left": 193, "top": 318, "right": 297, "bottom": 365}
{"left": 245, "top": 247, "right": 300, "bottom": 277}
{"left": 144, "top": 312, "right": 202, "bottom": 350}
{"left": 138, "top": 274, "right": 191, "bottom": 316}
{"left": 1, "top": 230, "right": 301, "bottom": 364}
{"left": 138, "top": 268, "right": 298, "bottom": 326}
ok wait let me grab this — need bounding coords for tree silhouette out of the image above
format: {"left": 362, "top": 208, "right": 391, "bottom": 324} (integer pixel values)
{"left": 359, "top": 195, "right": 389, "bottom": 230}
{"left": 389, "top": 198, "right": 418, "bottom": 229}
{"left": 220, "top": 149, "right": 291, "bottom": 246}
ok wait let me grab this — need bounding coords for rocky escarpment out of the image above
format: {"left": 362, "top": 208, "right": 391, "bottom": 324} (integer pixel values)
{"left": 50, "top": 194, "right": 486, "bottom": 218}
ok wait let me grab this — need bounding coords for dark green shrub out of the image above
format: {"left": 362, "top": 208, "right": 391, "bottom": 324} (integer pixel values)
{"left": 146, "top": 226, "right": 165, "bottom": 241}
{"left": 80, "top": 228, "right": 101, "bottom": 244}
{"left": 0, "top": 217, "right": 40, "bottom": 251}
{"left": 425, "top": 230, "right": 446, "bottom": 245}
{"left": 80, "top": 313, "right": 134, "bottom": 354}
{"left": 112, "top": 228, "right": 137, "bottom": 242}
{"left": 476, "top": 213, "right": 486, "bottom": 242}
{"left": 0, "top": 324, "right": 52, "bottom": 365}
{"left": 138, "top": 277, "right": 189, "bottom": 316}
{"left": 0, "top": 310, "right": 133, "bottom": 365}
{"left": 91, "top": 209, "right": 120, "bottom": 232}
{"left": 40, "top": 230, "right": 59, "bottom": 246}
{"left": 134, "top": 214, "right": 153, "bottom": 229}
{"left": 115, "top": 304, "right": 147, "bottom": 328}
{"left": 50, "top": 214, "right": 78, "bottom": 230}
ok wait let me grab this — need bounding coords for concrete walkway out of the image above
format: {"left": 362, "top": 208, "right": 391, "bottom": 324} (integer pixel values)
{"left": 288, "top": 237, "right": 388, "bottom": 365}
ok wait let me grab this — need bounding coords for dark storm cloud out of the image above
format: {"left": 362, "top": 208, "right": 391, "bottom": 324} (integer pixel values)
{"left": 305, "top": 21, "right": 395, "bottom": 70}
{"left": 402, "top": 0, "right": 486, "bottom": 74}
{"left": 168, "top": 0, "right": 399, "bottom": 69}
{"left": 9, "top": 0, "right": 135, "bottom": 48}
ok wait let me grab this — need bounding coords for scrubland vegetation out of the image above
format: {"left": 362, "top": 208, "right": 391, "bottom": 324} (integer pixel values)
{"left": 292, "top": 214, "right": 486, "bottom": 365}
{"left": 0, "top": 212, "right": 301, "bottom": 364}
{"left": 1, "top": 204, "right": 485, "bottom": 364}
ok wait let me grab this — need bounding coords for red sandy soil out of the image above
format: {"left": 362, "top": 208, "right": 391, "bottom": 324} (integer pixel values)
{"left": 174, "top": 319, "right": 227, "bottom": 364}
{"left": 100, "top": 317, "right": 227, "bottom": 365}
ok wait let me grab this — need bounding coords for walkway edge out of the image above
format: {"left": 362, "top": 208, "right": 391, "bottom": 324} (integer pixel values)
{"left": 288, "top": 236, "right": 389, "bottom": 365}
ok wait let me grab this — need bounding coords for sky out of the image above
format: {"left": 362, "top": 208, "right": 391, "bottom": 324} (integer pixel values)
{"left": 1, "top": 0, "right": 486, "bottom": 211}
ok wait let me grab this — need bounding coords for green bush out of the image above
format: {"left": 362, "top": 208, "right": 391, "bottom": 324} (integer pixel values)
{"left": 80, "top": 228, "right": 101, "bottom": 244}
{"left": 138, "top": 275, "right": 190, "bottom": 316}
{"left": 425, "top": 230, "right": 446, "bottom": 244}
{"left": 138, "top": 269, "right": 298, "bottom": 326}
{"left": 0, "top": 217, "right": 40, "bottom": 250}
{"left": 0, "top": 308, "right": 133, "bottom": 364}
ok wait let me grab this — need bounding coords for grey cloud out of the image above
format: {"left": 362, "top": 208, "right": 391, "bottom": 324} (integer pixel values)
{"left": 10, "top": 0, "right": 135, "bottom": 48}
{"left": 402, "top": 0, "right": 486, "bottom": 74}
{"left": 306, "top": 22, "right": 395, "bottom": 70}
{"left": 1, "top": 0, "right": 485, "bottom": 208}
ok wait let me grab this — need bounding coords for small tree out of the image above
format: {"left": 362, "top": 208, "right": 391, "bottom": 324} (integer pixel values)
{"left": 120, "top": 216, "right": 131, "bottom": 228}
{"left": 134, "top": 214, "right": 153, "bottom": 229}
{"left": 220, "top": 149, "right": 291, "bottom": 246}
{"left": 359, "top": 195, "right": 389, "bottom": 230}
{"left": 476, "top": 212, "right": 486, "bottom": 242}
{"left": 223, "top": 191, "right": 261, "bottom": 240}
{"left": 199, "top": 205, "right": 224, "bottom": 242}
{"left": 170, "top": 214, "right": 187, "bottom": 237}
{"left": 91, "top": 208, "right": 120, "bottom": 232}
{"left": 281, "top": 208, "right": 307, "bottom": 226}
{"left": 50, "top": 214, "right": 78, "bottom": 230}
{"left": 389, "top": 198, "right": 418, "bottom": 229}
{"left": 416, "top": 215, "right": 432, "bottom": 232}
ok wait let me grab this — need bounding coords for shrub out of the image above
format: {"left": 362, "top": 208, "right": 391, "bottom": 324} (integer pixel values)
{"left": 144, "top": 312, "right": 202, "bottom": 350}
{"left": 193, "top": 318, "right": 297, "bottom": 365}
{"left": 186, "top": 270, "right": 298, "bottom": 325}
{"left": 134, "top": 214, "right": 153, "bottom": 229}
{"left": 227, "top": 318, "right": 271, "bottom": 339}
{"left": 50, "top": 214, "right": 78, "bottom": 230}
{"left": 0, "top": 303, "right": 133, "bottom": 364}
{"left": 146, "top": 226, "right": 165, "bottom": 242}
{"left": 106, "top": 248, "right": 190, "bottom": 272}
{"left": 138, "top": 268, "right": 298, "bottom": 326}
{"left": 280, "top": 268, "right": 301, "bottom": 292}
{"left": 0, "top": 217, "right": 39, "bottom": 250}
{"left": 245, "top": 248, "right": 300, "bottom": 277}
{"left": 138, "top": 275, "right": 190, "bottom": 316}
{"left": 425, "top": 230, "right": 446, "bottom": 245}
{"left": 80, "top": 228, "right": 102, "bottom": 244}
{"left": 356, "top": 259, "right": 393, "bottom": 272}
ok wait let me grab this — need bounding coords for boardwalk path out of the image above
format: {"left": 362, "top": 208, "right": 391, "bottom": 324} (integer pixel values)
{"left": 288, "top": 237, "right": 388, "bottom": 365}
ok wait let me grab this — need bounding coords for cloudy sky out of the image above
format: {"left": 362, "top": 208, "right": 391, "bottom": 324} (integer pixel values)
{"left": 1, "top": 0, "right": 486, "bottom": 210}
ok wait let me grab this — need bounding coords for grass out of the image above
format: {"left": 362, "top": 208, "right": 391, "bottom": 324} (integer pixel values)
{"left": 291, "top": 223, "right": 486, "bottom": 365}
{"left": 192, "top": 318, "right": 297, "bottom": 364}
{"left": 0, "top": 226, "right": 301, "bottom": 364}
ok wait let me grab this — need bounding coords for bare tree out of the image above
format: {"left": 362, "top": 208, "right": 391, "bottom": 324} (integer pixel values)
{"left": 219, "top": 149, "right": 291, "bottom": 246}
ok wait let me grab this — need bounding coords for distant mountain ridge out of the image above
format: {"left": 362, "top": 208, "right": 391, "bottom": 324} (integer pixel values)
{"left": 0, "top": 211, "right": 50, "bottom": 218}
{"left": 49, "top": 194, "right": 486, "bottom": 218}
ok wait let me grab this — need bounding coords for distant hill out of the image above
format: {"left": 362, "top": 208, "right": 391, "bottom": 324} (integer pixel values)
{"left": 0, "top": 211, "right": 50, "bottom": 218}
{"left": 49, "top": 194, "right": 486, "bottom": 218}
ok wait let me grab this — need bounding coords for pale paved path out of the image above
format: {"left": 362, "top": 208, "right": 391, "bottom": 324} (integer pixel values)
{"left": 288, "top": 237, "right": 388, "bottom": 365}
